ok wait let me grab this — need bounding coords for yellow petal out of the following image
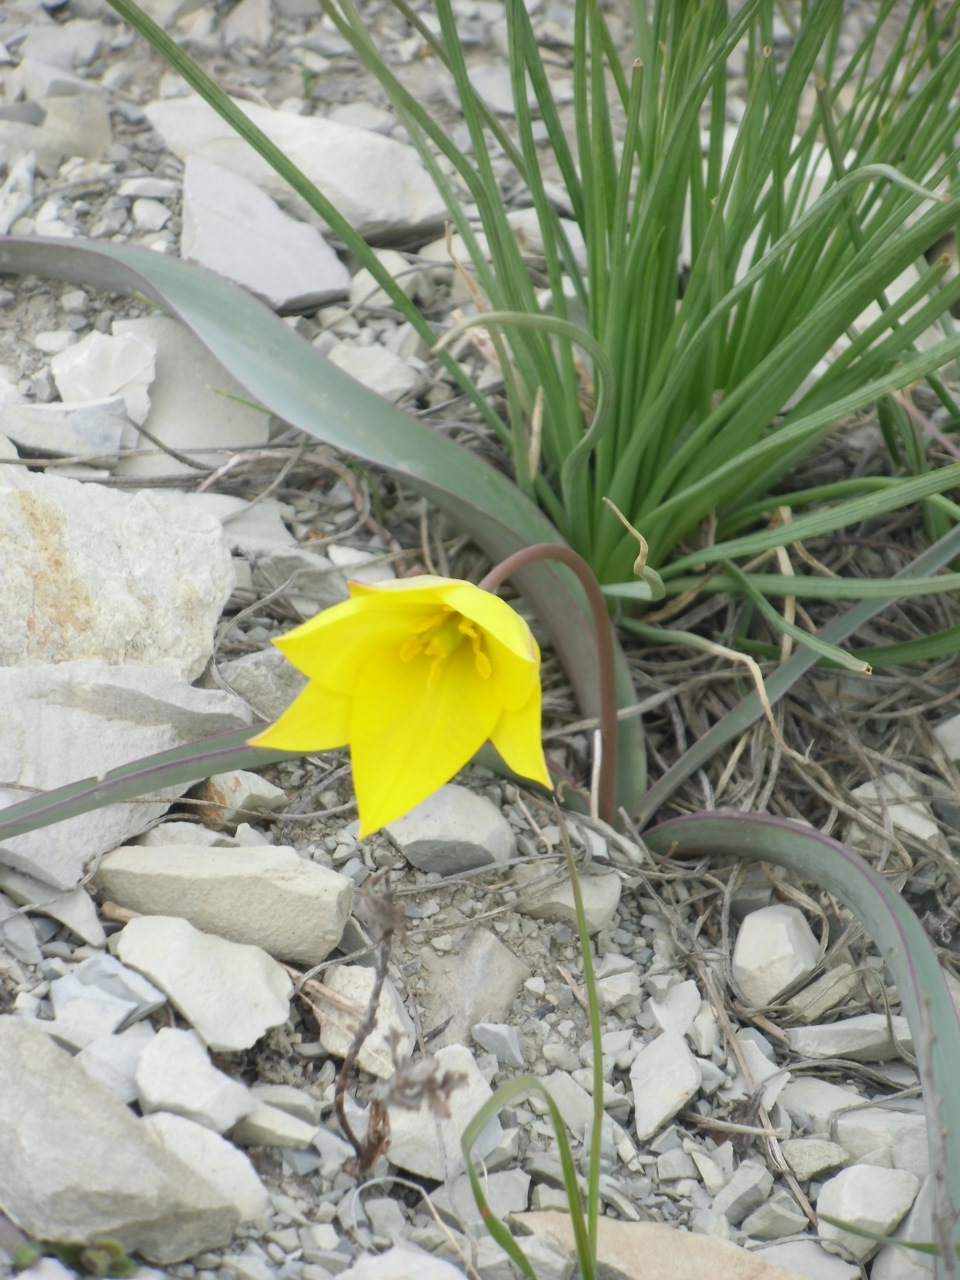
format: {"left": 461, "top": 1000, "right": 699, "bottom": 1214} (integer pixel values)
{"left": 485, "top": 630, "right": 540, "bottom": 712}
{"left": 490, "top": 692, "right": 552, "bottom": 790}
{"left": 247, "top": 680, "right": 352, "bottom": 752}
{"left": 276, "top": 603, "right": 420, "bottom": 691}
{"left": 350, "top": 643, "right": 498, "bottom": 835}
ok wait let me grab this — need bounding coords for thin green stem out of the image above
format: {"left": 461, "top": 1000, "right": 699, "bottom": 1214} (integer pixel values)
{"left": 480, "top": 545, "right": 618, "bottom": 825}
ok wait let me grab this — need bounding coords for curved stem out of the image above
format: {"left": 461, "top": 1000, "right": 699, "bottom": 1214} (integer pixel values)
{"left": 480, "top": 544, "right": 618, "bottom": 826}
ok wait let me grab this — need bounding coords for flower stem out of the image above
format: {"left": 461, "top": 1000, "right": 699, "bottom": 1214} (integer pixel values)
{"left": 480, "top": 545, "right": 618, "bottom": 826}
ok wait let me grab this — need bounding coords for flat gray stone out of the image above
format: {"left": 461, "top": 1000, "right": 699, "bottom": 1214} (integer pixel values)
{"left": 0, "top": 96, "right": 112, "bottom": 171}
{"left": 511, "top": 863, "right": 622, "bottom": 934}
{"left": 144, "top": 95, "right": 446, "bottom": 243}
{"left": 0, "top": 467, "right": 234, "bottom": 679}
{"left": 630, "top": 1033, "right": 702, "bottom": 1141}
{"left": 0, "top": 662, "right": 251, "bottom": 889}
{"left": 49, "top": 329, "right": 155, "bottom": 425}
{"left": 833, "top": 1106, "right": 929, "bottom": 1178}
{"left": 112, "top": 315, "right": 271, "bottom": 479}
{"left": 418, "top": 926, "right": 530, "bottom": 1049}
{"left": 231, "top": 1101, "right": 318, "bottom": 1149}
{"left": 143, "top": 1111, "right": 271, "bottom": 1228}
{"left": 817, "top": 1165, "right": 920, "bottom": 1261}
{"left": 472, "top": 1021, "right": 524, "bottom": 1068}
{"left": 386, "top": 1044, "right": 501, "bottom": 1181}
{"left": 731, "top": 905, "right": 820, "bottom": 1006}
{"left": 114, "top": 915, "right": 292, "bottom": 1053}
{"left": 386, "top": 784, "right": 515, "bottom": 874}
{"left": 1, "top": 397, "right": 128, "bottom": 460}
{"left": 779, "top": 1138, "right": 848, "bottom": 1182}
{"left": 96, "top": 845, "right": 353, "bottom": 966}
{"left": 136, "top": 1028, "right": 255, "bottom": 1132}
{"left": 76, "top": 1022, "right": 156, "bottom": 1103}
{"left": 182, "top": 155, "right": 350, "bottom": 310}
{"left": 710, "top": 1159, "right": 773, "bottom": 1224}
{"left": 317, "top": 963, "right": 415, "bottom": 1078}
{"left": 787, "top": 1013, "right": 913, "bottom": 1062}
{"left": 0, "top": 868, "right": 105, "bottom": 946}
{"left": 0, "top": 1016, "right": 239, "bottom": 1263}
{"left": 778, "top": 1078, "right": 864, "bottom": 1134}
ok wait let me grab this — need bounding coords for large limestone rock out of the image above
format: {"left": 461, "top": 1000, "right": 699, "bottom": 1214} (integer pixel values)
{"left": 0, "top": 1017, "right": 239, "bottom": 1264}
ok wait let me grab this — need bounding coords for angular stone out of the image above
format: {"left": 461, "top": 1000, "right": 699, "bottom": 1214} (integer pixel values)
{"left": 136, "top": 1028, "right": 255, "bottom": 1132}
{"left": 0, "top": 96, "right": 113, "bottom": 172}
{"left": 430, "top": 1169, "right": 531, "bottom": 1233}
{"left": 817, "top": 1165, "right": 920, "bottom": 1261}
{"left": 872, "top": 1174, "right": 937, "bottom": 1280}
{"left": 740, "top": 1190, "right": 808, "bottom": 1240}
{"left": 386, "top": 785, "right": 515, "bottom": 875}
{"left": 472, "top": 1022, "right": 524, "bottom": 1068}
{"left": 755, "top": 1239, "right": 860, "bottom": 1280}
{"left": 0, "top": 662, "right": 251, "bottom": 889}
{"left": 96, "top": 845, "right": 353, "bottom": 966}
{"left": 847, "top": 773, "right": 947, "bottom": 856}
{"left": 316, "top": 964, "right": 415, "bottom": 1078}
{"left": 114, "top": 916, "right": 292, "bottom": 1053}
{"left": 337, "top": 1247, "right": 468, "bottom": 1280}
{"left": 326, "top": 342, "right": 421, "bottom": 403}
{"left": 230, "top": 1101, "right": 318, "bottom": 1149}
{"left": 833, "top": 1106, "right": 929, "bottom": 1179}
{"left": 418, "top": 926, "right": 530, "bottom": 1049}
{"left": 511, "top": 863, "right": 622, "bottom": 935}
{"left": 0, "top": 1017, "right": 239, "bottom": 1263}
{"left": 0, "top": 467, "right": 233, "bottom": 679}
{"left": 182, "top": 156, "right": 350, "bottom": 310}
{"left": 144, "top": 95, "right": 446, "bottom": 243}
{"left": 630, "top": 1032, "right": 702, "bottom": 1141}
{"left": 732, "top": 905, "right": 820, "bottom": 1006}
{"left": 193, "top": 769, "right": 287, "bottom": 828}
{"left": 112, "top": 315, "right": 270, "bottom": 479}
{"left": 787, "top": 1013, "right": 913, "bottom": 1063}
{"left": 711, "top": 1160, "right": 773, "bottom": 1225}
{"left": 780, "top": 1138, "right": 848, "bottom": 1182}
{"left": 386, "top": 1044, "right": 501, "bottom": 1181}
{"left": 783, "top": 963, "right": 862, "bottom": 1023}
{"left": 50, "top": 329, "right": 155, "bottom": 424}
{"left": 648, "top": 979, "right": 702, "bottom": 1036}
{"left": 0, "top": 868, "right": 105, "bottom": 946}
{"left": 143, "top": 1112, "right": 271, "bottom": 1228}
{"left": 513, "top": 1211, "right": 811, "bottom": 1280}
{"left": 1, "top": 397, "right": 128, "bottom": 460}
{"left": 76, "top": 1022, "right": 156, "bottom": 1104}
{"left": 778, "top": 1078, "right": 864, "bottom": 1135}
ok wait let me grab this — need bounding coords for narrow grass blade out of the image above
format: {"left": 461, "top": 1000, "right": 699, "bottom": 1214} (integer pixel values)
{"left": 632, "top": 520, "right": 960, "bottom": 827}
{"left": 644, "top": 811, "right": 960, "bottom": 1269}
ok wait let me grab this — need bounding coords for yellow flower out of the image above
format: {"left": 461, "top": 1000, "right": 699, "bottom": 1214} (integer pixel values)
{"left": 248, "top": 575, "right": 551, "bottom": 836}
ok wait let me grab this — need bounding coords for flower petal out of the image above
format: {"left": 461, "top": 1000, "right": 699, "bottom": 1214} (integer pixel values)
{"left": 485, "top": 631, "right": 541, "bottom": 712}
{"left": 276, "top": 603, "right": 419, "bottom": 691}
{"left": 247, "top": 680, "right": 351, "bottom": 752}
{"left": 350, "top": 643, "right": 498, "bottom": 835}
{"left": 490, "top": 692, "right": 552, "bottom": 789}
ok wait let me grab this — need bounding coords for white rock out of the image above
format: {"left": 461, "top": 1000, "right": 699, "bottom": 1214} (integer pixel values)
{"left": 539, "top": 1070, "right": 596, "bottom": 1136}
{"left": 723, "top": 1035, "right": 790, "bottom": 1110}
{"left": 114, "top": 916, "right": 292, "bottom": 1053}
{"left": 46, "top": 973, "right": 138, "bottom": 1050}
{"left": 430, "top": 1169, "right": 531, "bottom": 1233}
{"left": 336, "top": 1246, "right": 467, "bottom": 1280}
{"left": 0, "top": 894, "right": 41, "bottom": 964}
{"left": 0, "top": 98, "right": 113, "bottom": 174}
{"left": 0, "top": 1017, "right": 239, "bottom": 1263}
{"left": 934, "top": 712, "right": 960, "bottom": 760}
{"left": 50, "top": 328, "right": 155, "bottom": 424}
{"left": 112, "top": 315, "right": 271, "bottom": 479}
{"left": 193, "top": 769, "right": 288, "bottom": 827}
{"left": 847, "top": 773, "right": 947, "bottom": 854}
{"left": 349, "top": 248, "right": 433, "bottom": 309}
{"left": 0, "top": 153, "right": 35, "bottom": 236}
{"left": 326, "top": 342, "right": 420, "bottom": 403}
{"left": 472, "top": 1022, "right": 524, "bottom": 1068}
{"left": 386, "top": 784, "right": 515, "bottom": 874}
{"left": 182, "top": 156, "right": 350, "bottom": 310}
{"left": 230, "top": 1101, "right": 318, "bottom": 1149}
{"left": 711, "top": 1159, "right": 773, "bottom": 1224}
{"left": 217, "top": 647, "right": 308, "bottom": 722}
{"left": 780, "top": 1138, "right": 848, "bottom": 1181}
{"left": 787, "top": 1013, "right": 913, "bottom": 1062}
{"left": 1, "top": 397, "right": 128, "bottom": 461}
{"left": 755, "top": 1239, "right": 860, "bottom": 1279}
{"left": 0, "top": 662, "right": 251, "bottom": 889}
{"left": 76, "top": 1022, "right": 156, "bottom": 1103}
{"left": 250, "top": 544, "right": 348, "bottom": 615}
{"left": 316, "top": 964, "right": 415, "bottom": 1078}
{"left": 783, "top": 962, "right": 862, "bottom": 1023}
{"left": 630, "top": 1032, "right": 702, "bottom": 1141}
{"left": 833, "top": 1106, "right": 929, "bottom": 1178}
{"left": 386, "top": 1044, "right": 501, "bottom": 1181}
{"left": 778, "top": 1078, "right": 864, "bottom": 1135}
{"left": 144, "top": 95, "right": 446, "bottom": 243}
{"left": 871, "top": 1175, "right": 937, "bottom": 1279}
{"left": 132, "top": 197, "right": 171, "bottom": 231}
{"left": 418, "top": 927, "right": 530, "bottom": 1048}
{"left": 740, "top": 1190, "right": 808, "bottom": 1240}
{"left": 817, "top": 1165, "right": 920, "bottom": 1261}
{"left": 221, "top": 0, "right": 273, "bottom": 45}
{"left": 325, "top": 543, "right": 395, "bottom": 584}
{"left": 648, "top": 979, "right": 702, "bottom": 1036}
{"left": 511, "top": 863, "right": 622, "bottom": 935}
{"left": 97, "top": 845, "right": 353, "bottom": 967}
{"left": 143, "top": 1111, "right": 271, "bottom": 1228}
{"left": 250, "top": 1083, "right": 323, "bottom": 1125}
{"left": 0, "top": 467, "right": 233, "bottom": 679}
{"left": 136, "top": 1028, "right": 255, "bottom": 1132}
{"left": 732, "top": 904, "right": 820, "bottom": 1006}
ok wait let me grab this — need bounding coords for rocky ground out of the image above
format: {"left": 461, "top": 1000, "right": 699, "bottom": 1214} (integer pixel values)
{"left": 0, "top": 2, "right": 958, "bottom": 1280}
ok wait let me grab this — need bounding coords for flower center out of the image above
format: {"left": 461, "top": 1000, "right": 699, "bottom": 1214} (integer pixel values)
{"left": 399, "top": 608, "right": 492, "bottom": 688}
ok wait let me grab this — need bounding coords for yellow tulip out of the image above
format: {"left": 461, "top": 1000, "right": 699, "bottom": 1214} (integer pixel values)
{"left": 248, "top": 575, "right": 551, "bottom": 836}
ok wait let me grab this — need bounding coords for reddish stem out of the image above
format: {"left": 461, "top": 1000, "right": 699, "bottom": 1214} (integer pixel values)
{"left": 479, "top": 544, "right": 618, "bottom": 826}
